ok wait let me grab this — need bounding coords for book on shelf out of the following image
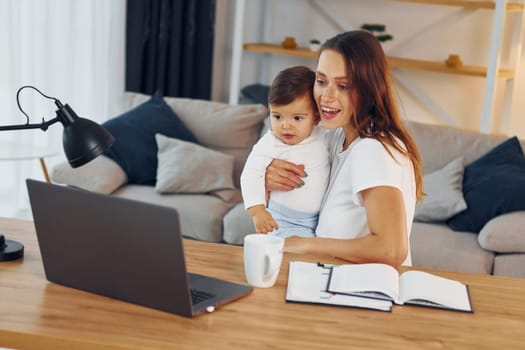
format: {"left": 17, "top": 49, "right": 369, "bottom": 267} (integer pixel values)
{"left": 285, "top": 261, "right": 393, "bottom": 312}
{"left": 327, "top": 263, "right": 473, "bottom": 313}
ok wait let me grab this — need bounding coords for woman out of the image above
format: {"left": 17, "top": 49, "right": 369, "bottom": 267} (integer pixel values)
{"left": 266, "top": 30, "right": 424, "bottom": 268}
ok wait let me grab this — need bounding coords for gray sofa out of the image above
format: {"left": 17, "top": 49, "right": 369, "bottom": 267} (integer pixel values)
{"left": 51, "top": 93, "right": 525, "bottom": 278}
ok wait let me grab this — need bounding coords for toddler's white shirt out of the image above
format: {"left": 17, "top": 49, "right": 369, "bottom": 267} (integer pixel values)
{"left": 241, "top": 126, "right": 329, "bottom": 215}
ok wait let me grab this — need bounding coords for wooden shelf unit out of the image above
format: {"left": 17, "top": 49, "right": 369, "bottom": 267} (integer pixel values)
{"left": 243, "top": 43, "right": 516, "bottom": 78}
{"left": 230, "top": 0, "right": 525, "bottom": 133}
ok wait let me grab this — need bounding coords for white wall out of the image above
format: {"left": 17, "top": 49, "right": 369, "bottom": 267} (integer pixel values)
{"left": 212, "top": 0, "right": 525, "bottom": 138}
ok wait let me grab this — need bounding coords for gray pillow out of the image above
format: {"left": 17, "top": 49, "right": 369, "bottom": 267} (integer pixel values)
{"left": 414, "top": 157, "right": 467, "bottom": 222}
{"left": 123, "top": 92, "right": 268, "bottom": 188}
{"left": 155, "top": 134, "right": 235, "bottom": 195}
{"left": 478, "top": 211, "right": 525, "bottom": 253}
{"left": 51, "top": 155, "right": 127, "bottom": 194}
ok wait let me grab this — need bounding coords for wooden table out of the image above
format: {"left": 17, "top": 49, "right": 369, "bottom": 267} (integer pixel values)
{"left": 1, "top": 217, "right": 525, "bottom": 349}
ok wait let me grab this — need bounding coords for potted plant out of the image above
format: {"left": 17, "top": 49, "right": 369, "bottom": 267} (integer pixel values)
{"left": 360, "top": 24, "right": 393, "bottom": 43}
{"left": 309, "top": 39, "right": 321, "bottom": 52}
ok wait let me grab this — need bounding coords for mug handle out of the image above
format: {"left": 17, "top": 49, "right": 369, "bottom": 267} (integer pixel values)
{"left": 263, "top": 253, "right": 280, "bottom": 281}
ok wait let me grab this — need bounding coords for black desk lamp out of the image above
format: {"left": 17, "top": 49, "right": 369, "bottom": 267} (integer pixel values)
{"left": 0, "top": 85, "right": 114, "bottom": 262}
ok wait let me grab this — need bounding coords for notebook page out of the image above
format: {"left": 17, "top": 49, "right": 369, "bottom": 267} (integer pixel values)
{"left": 328, "top": 263, "right": 400, "bottom": 303}
{"left": 399, "top": 271, "right": 472, "bottom": 311}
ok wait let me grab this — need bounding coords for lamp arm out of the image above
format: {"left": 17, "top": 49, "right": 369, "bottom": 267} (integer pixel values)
{"left": 0, "top": 117, "right": 59, "bottom": 132}
{"left": 1, "top": 84, "right": 114, "bottom": 168}
{"left": 0, "top": 85, "right": 62, "bottom": 132}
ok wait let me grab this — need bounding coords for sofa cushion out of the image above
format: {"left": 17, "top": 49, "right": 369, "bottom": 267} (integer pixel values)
{"left": 410, "top": 222, "right": 494, "bottom": 274}
{"left": 103, "top": 91, "right": 198, "bottom": 185}
{"left": 123, "top": 92, "right": 268, "bottom": 187}
{"left": 51, "top": 155, "right": 127, "bottom": 194}
{"left": 493, "top": 254, "right": 525, "bottom": 278}
{"left": 260, "top": 116, "right": 272, "bottom": 138}
{"left": 447, "top": 137, "right": 525, "bottom": 233}
{"left": 478, "top": 211, "right": 525, "bottom": 253}
{"left": 167, "top": 98, "right": 267, "bottom": 187}
{"left": 404, "top": 121, "right": 509, "bottom": 174}
{"left": 223, "top": 203, "right": 255, "bottom": 245}
{"left": 155, "top": 134, "right": 235, "bottom": 196}
{"left": 414, "top": 157, "right": 466, "bottom": 222}
{"left": 111, "top": 185, "right": 237, "bottom": 242}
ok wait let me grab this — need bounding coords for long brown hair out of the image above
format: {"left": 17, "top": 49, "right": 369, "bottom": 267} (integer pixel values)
{"left": 320, "top": 30, "right": 423, "bottom": 201}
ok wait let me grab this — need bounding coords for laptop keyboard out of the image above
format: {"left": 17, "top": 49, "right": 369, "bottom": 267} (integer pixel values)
{"left": 190, "top": 289, "right": 215, "bottom": 305}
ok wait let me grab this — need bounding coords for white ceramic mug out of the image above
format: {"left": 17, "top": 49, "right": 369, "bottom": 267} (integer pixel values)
{"left": 243, "top": 234, "right": 284, "bottom": 288}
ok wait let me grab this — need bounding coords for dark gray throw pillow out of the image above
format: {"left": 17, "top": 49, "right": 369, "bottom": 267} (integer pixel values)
{"left": 103, "top": 91, "right": 198, "bottom": 185}
{"left": 447, "top": 136, "right": 525, "bottom": 233}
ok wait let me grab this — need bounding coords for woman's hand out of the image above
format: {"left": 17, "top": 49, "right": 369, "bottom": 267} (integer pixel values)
{"left": 265, "top": 159, "right": 306, "bottom": 191}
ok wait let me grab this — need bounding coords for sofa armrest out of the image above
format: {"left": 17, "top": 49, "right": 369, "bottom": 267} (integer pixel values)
{"left": 51, "top": 155, "right": 128, "bottom": 194}
{"left": 478, "top": 211, "right": 525, "bottom": 253}
{"left": 223, "top": 203, "right": 254, "bottom": 245}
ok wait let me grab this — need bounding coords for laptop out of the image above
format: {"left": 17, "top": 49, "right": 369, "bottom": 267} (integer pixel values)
{"left": 26, "top": 179, "right": 252, "bottom": 317}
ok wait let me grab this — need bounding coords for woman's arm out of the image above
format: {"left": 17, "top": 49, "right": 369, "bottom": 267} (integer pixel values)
{"left": 265, "top": 159, "right": 307, "bottom": 191}
{"left": 284, "top": 186, "right": 408, "bottom": 269}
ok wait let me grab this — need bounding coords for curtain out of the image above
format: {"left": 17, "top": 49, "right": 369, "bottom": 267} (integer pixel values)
{"left": 125, "top": 0, "right": 216, "bottom": 99}
{"left": 0, "top": 0, "right": 126, "bottom": 218}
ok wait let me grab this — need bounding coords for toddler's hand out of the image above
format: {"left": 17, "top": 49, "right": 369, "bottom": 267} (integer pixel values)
{"left": 247, "top": 205, "right": 279, "bottom": 233}
{"left": 252, "top": 210, "right": 278, "bottom": 234}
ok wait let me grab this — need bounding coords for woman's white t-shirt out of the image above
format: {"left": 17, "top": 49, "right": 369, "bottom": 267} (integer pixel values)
{"left": 315, "top": 129, "right": 416, "bottom": 265}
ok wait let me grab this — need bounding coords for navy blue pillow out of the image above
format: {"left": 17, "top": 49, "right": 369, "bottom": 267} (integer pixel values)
{"left": 447, "top": 136, "right": 525, "bottom": 233}
{"left": 103, "top": 92, "right": 198, "bottom": 185}
{"left": 241, "top": 83, "right": 270, "bottom": 107}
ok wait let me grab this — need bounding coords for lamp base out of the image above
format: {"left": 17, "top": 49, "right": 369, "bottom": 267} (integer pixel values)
{"left": 0, "top": 234, "right": 24, "bottom": 262}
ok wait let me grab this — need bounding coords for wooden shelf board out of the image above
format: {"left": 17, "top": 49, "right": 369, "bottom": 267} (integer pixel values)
{"left": 243, "top": 43, "right": 515, "bottom": 78}
{"left": 388, "top": 56, "right": 515, "bottom": 78}
{"left": 394, "top": 0, "right": 523, "bottom": 11}
{"left": 243, "top": 43, "right": 319, "bottom": 59}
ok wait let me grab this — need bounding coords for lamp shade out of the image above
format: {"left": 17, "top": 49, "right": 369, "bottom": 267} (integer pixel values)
{"left": 58, "top": 104, "right": 114, "bottom": 168}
